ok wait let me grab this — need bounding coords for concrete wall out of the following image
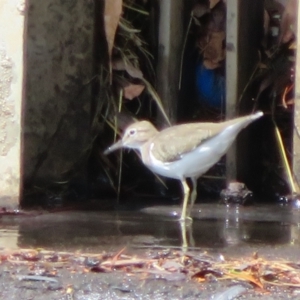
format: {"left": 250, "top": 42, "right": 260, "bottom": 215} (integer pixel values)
{"left": 0, "top": 0, "right": 25, "bottom": 209}
{"left": 23, "top": 0, "right": 95, "bottom": 196}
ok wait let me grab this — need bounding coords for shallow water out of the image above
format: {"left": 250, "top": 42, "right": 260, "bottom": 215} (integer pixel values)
{"left": 1, "top": 203, "right": 300, "bottom": 260}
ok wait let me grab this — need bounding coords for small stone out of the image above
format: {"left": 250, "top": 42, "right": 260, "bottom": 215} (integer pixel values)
{"left": 220, "top": 182, "right": 253, "bottom": 205}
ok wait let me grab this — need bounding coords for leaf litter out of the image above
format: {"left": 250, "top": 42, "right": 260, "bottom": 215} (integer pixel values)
{"left": 2, "top": 247, "right": 300, "bottom": 297}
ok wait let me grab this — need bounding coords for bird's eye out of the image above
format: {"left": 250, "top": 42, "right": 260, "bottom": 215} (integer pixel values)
{"left": 129, "top": 129, "right": 136, "bottom": 136}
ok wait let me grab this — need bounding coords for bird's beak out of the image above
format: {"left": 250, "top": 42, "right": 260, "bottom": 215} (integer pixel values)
{"left": 104, "top": 140, "right": 123, "bottom": 155}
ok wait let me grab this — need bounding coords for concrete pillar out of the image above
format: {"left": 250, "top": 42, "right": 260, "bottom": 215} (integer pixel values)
{"left": 293, "top": 0, "right": 300, "bottom": 185}
{"left": 0, "top": 0, "right": 25, "bottom": 209}
{"left": 226, "top": 0, "right": 264, "bottom": 182}
{"left": 225, "top": 0, "right": 239, "bottom": 180}
{"left": 23, "top": 1, "right": 94, "bottom": 195}
{"left": 157, "top": 0, "right": 184, "bottom": 125}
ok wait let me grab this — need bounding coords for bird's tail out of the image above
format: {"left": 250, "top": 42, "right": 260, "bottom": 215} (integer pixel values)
{"left": 224, "top": 111, "right": 263, "bottom": 129}
{"left": 216, "top": 111, "right": 263, "bottom": 148}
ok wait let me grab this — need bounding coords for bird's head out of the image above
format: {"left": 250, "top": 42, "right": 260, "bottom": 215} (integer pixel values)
{"left": 104, "top": 120, "right": 158, "bottom": 154}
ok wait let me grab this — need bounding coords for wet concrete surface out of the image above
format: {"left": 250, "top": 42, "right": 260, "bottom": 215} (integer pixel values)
{"left": 1, "top": 203, "right": 299, "bottom": 255}
{"left": 1, "top": 202, "right": 300, "bottom": 299}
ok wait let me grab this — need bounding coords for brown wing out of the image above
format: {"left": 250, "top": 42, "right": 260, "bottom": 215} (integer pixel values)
{"left": 151, "top": 122, "right": 224, "bottom": 163}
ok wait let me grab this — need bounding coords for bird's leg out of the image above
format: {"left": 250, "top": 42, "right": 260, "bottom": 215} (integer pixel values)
{"left": 179, "top": 215, "right": 195, "bottom": 251}
{"left": 180, "top": 179, "right": 192, "bottom": 222}
{"left": 179, "top": 221, "right": 188, "bottom": 251}
{"left": 188, "top": 177, "right": 198, "bottom": 218}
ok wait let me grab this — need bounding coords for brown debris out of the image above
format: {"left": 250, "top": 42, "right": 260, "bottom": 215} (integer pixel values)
{"left": 112, "top": 59, "right": 144, "bottom": 79}
{"left": 201, "top": 32, "right": 226, "bottom": 69}
{"left": 104, "top": 0, "right": 123, "bottom": 81}
{"left": 123, "top": 84, "right": 145, "bottom": 100}
{"left": 2, "top": 247, "right": 300, "bottom": 296}
{"left": 195, "top": 1, "right": 226, "bottom": 70}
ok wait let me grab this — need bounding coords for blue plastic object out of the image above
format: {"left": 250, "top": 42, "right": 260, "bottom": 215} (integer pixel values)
{"left": 195, "top": 62, "right": 225, "bottom": 109}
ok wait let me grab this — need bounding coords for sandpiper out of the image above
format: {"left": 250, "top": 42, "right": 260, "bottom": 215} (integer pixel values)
{"left": 105, "top": 111, "right": 263, "bottom": 221}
